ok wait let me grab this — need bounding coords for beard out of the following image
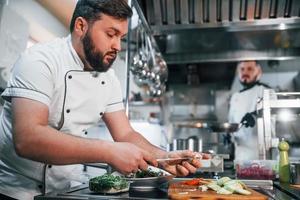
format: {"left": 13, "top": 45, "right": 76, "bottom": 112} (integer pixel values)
{"left": 240, "top": 80, "right": 258, "bottom": 88}
{"left": 82, "top": 31, "right": 117, "bottom": 72}
{"left": 240, "top": 75, "right": 259, "bottom": 88}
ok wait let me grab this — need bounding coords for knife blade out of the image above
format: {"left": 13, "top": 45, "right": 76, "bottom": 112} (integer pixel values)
{"left": 156, "top": 157, "right": 194, "bottom": 165}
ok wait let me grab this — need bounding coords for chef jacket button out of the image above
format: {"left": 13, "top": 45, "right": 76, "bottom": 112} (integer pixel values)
{"left": 101, "top": 81, "right": 105, "bottom": 85}
{"left": 48, "top": 165, "right": 52, "bottom": 168}
{"left": 100, "top": 112, "right": 104, "bottom": 116}
{"left": 38, "top": 184, "right": 43, "bottom": 189}
{"left": 68, "top": 75, "right": 72, "bottom": 79}
{"left": 84, "top": 131, "right": 88, "bottom": 135}
{"left": 66, "top": 109, "right": 70, "bottom": 113}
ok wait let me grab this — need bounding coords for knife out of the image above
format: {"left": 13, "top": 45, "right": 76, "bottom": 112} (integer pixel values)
{"left": 156, "top": 157, "right": 197, "bottom": 165}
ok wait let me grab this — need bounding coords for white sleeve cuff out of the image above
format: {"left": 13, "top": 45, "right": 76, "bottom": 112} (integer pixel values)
{"left": 2, "top": 87, "right": 51, "bottom": 107}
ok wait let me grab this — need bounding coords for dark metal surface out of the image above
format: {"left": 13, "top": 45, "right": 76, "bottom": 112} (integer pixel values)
{"left": 290, "top": 163, "right": 300, "bottom": 185}
{"left": 274, "top": 182, "right": 300, "bottom": 200}
{"left": 35, "top": 183, "right": 168, "bottom": 200}
{"left": 125, "top": 175, "right": 174, "bottom": 191}
{"left": 35, "top": 179, "right": 298, "bottom": 200}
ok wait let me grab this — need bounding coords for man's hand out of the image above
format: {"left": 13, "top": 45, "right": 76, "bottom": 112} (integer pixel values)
{"left": 157, "top": 150, "right": 210, "bottom": 176}
{"left": 107, "top": 142, "right": 158, "bottom": 175}
{"left": 240, "top": 112, "right": 256, "bottom": 127}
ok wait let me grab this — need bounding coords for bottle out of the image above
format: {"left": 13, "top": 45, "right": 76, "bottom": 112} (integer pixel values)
{"left": 278, "top": 138, "right": 290, "bottom": 183}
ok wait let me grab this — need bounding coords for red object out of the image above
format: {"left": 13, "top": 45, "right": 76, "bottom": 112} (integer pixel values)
{"left": 181, "top": 178, "right": 210, "bottom": 186}
{"left": 182, "top": 179, "right": 200, "bottom": 185}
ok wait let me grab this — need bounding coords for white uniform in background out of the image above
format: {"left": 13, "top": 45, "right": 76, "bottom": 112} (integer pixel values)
{"left": 0, "top": 35, "right": 124, "bottom": 199}
{"left": 228, "top": 83, "right": 269, "bottom": 160}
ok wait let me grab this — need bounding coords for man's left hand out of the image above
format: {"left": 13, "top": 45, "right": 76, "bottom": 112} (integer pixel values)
{"left": 240, "top": 112, "right": 256, "bottom": 127}
{"left": 158, "top": 150, "right": 210, "bottom": 176}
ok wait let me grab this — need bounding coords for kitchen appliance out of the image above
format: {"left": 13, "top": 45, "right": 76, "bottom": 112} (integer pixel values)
{"left": 171, "top": 121, "right": 236, "bottom": 161}
{"left": 290, "top": 162, "right": 300, "bottom": 185}
{"left": 256, "top": 89, "right": 300, "bottom": 160}
{"left": 139, "top": 0, "right": 300, "bottom": 63}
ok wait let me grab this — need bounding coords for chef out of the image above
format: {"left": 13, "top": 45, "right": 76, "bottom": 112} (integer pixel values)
{"left": 0, "top": 1, "right": 204, "bottom": 199}
{"left": 228, "top": 60, "right": 271, "bottom": 160}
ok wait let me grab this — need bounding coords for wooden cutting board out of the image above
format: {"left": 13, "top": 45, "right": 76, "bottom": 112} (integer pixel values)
{"left": 168, "top": 181, "right": 268, "bottom": 200}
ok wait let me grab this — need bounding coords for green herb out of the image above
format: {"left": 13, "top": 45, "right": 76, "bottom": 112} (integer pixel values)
{"left": 135, "top": 169, "right": 164, "bottom": 178}
{"left": 89, "top": 174, "right": 128, "bottom": 192}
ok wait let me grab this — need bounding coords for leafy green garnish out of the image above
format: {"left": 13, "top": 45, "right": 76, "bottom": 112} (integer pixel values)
{"left": 135, "top": 168, "right": 164, "bottom": 178}
{"left": 89, "top": 174, "right": 128, "bottom": 192}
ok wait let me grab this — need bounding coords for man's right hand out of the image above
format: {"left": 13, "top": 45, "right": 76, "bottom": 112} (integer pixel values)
{"left": 107, "top": 142, "right": 157, "bottom": 175}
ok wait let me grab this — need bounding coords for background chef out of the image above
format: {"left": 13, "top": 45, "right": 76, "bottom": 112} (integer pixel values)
{"left": 0, "top": 1, "right": 204, "bottom": 199}
{"left": 228, "top": 60, "right": 271, "bottom": 160}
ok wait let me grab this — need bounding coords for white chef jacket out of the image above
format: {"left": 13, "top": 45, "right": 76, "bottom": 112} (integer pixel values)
{"left": 0, "top": 35, "right": 124, "bottom": 199}
{"left": 228, "top": 83, "right": 269, "bottom": 161}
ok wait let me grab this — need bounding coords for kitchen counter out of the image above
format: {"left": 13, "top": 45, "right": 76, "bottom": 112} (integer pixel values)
{"left": 274, "top": 182, "right": 300, "bottom": 200}
{"left": 35, "top": 184, "right": 168, "bottom": 199}
{"left": 34, "top": 180, "right": 300, "bottom": 200}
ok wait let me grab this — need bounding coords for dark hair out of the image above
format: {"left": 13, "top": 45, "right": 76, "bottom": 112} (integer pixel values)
{"left": 70, "top": 0, "right": 133, "bottom": 32}
{"left": 237, "top": 60, "right": 260, "bottom": 67}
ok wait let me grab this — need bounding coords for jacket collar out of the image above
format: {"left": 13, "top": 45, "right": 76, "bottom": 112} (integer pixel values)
{"left": 239, "top": 81, "right": 271, "bottom": 93}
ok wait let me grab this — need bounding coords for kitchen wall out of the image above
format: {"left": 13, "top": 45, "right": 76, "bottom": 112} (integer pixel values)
{"left": 0, "top": 0, "right": 70, "bottom": 89}
{"left": 8, "top": 0, "right": 69, "bottom": 42}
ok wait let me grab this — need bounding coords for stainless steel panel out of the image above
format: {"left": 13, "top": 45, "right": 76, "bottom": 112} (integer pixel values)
{"left": 174, "top": 0, "right": 181, "bottom": 24}
{"left": 194, "top": 0, "right": 203, "bottom": 23}
{"left": 153, "top": 0, "right": 162, "bottom": 25}
{"left": 290, "top": 0, "right": 300, "bottom": 17}
{"left": 145, "top": 0, "right": 155, "bottom": 25}
{"left": 160, "top": 0, "right": 168, "bottom": 24}
{"left": 140, "top": 0, "right": 300, "bottom": 62}
{"left": 180, "top": 0, "right": 189, "bottom": 24}
{"left": 277, "top": 0, "right": 286, "bottom": 18}
{"left": 202, "top": 0, "right": 209, "bottom": 22}
{"left": 188, "top": 0, "right": 195, "bottom": 23}
{"left": 269, "top": 0, "right": 278, "bottom": 18}
{"left": 231, "top": 0, "right": 241, "bottom": 21}
{"left": 239, "top": 0, "right": 247, "bottom": 20}
{"left": 284, "top": 0, "right": 293, "bottom": 17}
{"left": 261, "top": 0, "right": 271, "bottom": 19}
{"left": 254, "top": 0, "right": 263, "bottom": 19}
{"left": 248, "top": 0, "right": 256, "bottom": 20}
{"left": 221, "top": 0, "right": 230, "bottom": 21}
{"left": 166, "top": 0, "right": 175, "bottom": 24}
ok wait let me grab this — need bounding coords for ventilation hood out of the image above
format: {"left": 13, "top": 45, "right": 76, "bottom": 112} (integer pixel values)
{"left": 138, "top": 0, "right": 300, "bottom": 64}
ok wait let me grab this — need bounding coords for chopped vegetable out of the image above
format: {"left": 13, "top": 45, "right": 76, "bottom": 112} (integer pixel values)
{"left": 217, "top": 177, "right": 231, "bottom": 186}
{"left": 223, "top": 180, "right": 243, "bottom": 190}
{"left": 199, "top": 185, "right": 208, "bottom": 192}
{"left": 235, "top": 188, "right": 251, "bottom": 195}
{"left": 207, "top": 183, "right": 222, "bottom": 192}
{"left": 181, "top": 178, "right": 211, "bottom": 186}
{"left": 178, "top": 176, "right": 251, "bottom": 196}
{"left": 182, "top": 179, "right": 201, "bottom": 185}
{"left": 217, "top": 187, "right": 233, "bottom": 195}
{"left": 223, "top": 184, "right": 236, "bottom": 193}
{"left": 133, "top": 168, "right": 164, "bottom": 178}
{"left": 89, "top": 174, "right": 129, "bottom": 193}
{"left": 196, "top": 177, "right": 251, "bottom": 196}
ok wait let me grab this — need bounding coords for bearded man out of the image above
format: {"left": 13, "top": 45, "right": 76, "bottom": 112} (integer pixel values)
{"left": 0, "top": 1, "right": 205, "bottom": 199}
{"left": 228, "top": 60, "right": 271, "bottom": 160}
